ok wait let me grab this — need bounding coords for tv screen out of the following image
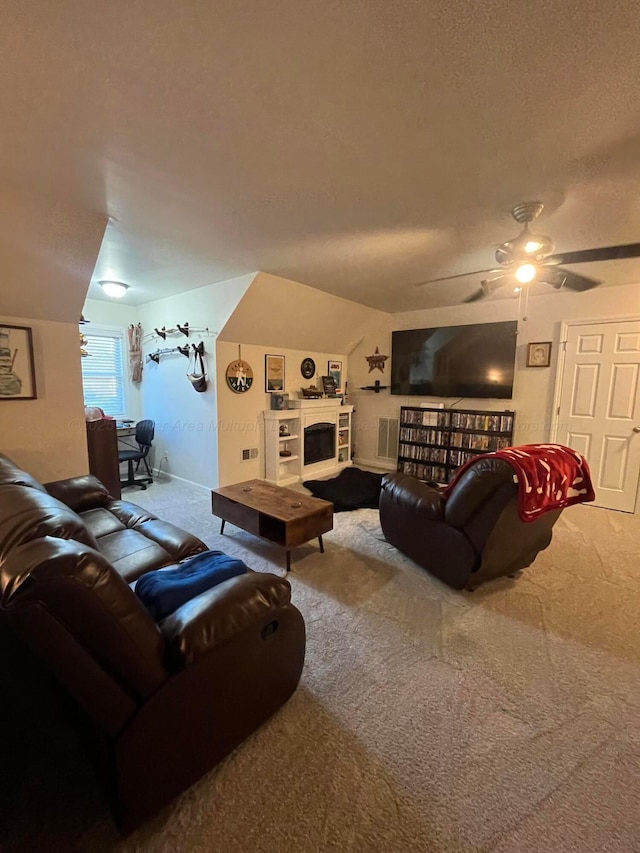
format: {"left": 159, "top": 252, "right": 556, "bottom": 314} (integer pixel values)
{"left": 391, "top": 321, "right": 517, "bottom": 399}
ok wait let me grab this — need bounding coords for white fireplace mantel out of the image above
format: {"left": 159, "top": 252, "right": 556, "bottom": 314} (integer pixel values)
{"left": 263, "top": 401, "right": 354, "bottom": 485}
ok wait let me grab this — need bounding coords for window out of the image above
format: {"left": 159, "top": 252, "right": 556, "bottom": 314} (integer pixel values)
{"left": 81, "top": 326, "right": 127, "bottom": 418}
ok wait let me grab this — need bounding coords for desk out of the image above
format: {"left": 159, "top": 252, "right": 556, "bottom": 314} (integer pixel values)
{"left": 86, "top": 419, "right": 121, "bottom": 499}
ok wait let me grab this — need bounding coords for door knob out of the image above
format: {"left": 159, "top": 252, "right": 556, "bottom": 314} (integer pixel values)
{"left": 634, "top": 427, "right": 640, "bottom": 433}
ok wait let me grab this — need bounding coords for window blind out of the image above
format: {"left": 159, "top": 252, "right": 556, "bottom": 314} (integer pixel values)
{"left": 81, "top": 330, "right": 126, "bottom": 417}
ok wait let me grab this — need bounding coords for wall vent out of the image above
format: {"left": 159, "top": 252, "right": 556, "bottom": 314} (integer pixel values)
{"left": 241, "top": 447, "right": 259, "bottom": 462}
{"left": 377, "top": 417, "right": 399, "bottom": 459}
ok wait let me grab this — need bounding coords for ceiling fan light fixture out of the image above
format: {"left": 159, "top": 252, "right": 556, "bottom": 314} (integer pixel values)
{"left": 99, "top": 280, "right": 129, "bottom": 298}
{"left": 515, "top": 263, "right": 537, "bottom": 284}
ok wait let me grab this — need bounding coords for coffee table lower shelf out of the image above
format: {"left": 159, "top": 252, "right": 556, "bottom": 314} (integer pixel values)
{"left": 211, "top": 480, "right": 334, "bottom": 572}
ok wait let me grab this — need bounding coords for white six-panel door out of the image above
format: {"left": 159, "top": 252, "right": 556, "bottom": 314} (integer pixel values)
{"left": 556, "top": 320, "right": 640, "bottom": 512}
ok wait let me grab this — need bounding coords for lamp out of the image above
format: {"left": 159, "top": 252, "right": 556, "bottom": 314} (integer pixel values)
{"left": 99, "top": 281, "right": 129, "bottom": 298}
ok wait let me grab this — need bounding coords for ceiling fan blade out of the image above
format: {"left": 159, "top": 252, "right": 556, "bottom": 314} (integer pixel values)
{"left": 546, "top": 242, "right": 640, "bottom": 266}
{"left": 539, "top": 266, "right": 601, "bottom": 292}
{"left": 463, "top": 288, "right": 487, "bottom": 303}
{"left": 413, "top": 268, "right": 499, "bottom": 287}
{"left": 462, "top": 277, "right": 505, "bottom": 303}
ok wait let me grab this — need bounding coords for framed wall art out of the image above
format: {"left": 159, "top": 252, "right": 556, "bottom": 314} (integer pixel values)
{"left": 265, "top": 354, "right": 285, "bottom": 392}
{"left": 526, "top": 341, "right": 552, "bottom": 368}
{"left": 327, "top": 359, "right": 342, "bottom": 391}
{"left": 0, "top": 324, "right": 37, "bottom": 400}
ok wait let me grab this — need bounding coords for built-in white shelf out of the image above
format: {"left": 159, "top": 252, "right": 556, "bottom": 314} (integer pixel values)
{"left": 263, "top": 401, "right": 353, "bottom": 485}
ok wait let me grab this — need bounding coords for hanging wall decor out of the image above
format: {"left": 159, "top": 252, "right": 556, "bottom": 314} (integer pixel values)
{"left": 226, "top": 345, "right": 254, "bottom": 393}
{"left": 0, "top": 324, "right": 37, "bottom": 400}
{"left": 265, "top": 354, "right": 285, "bottom": 392}
{"left": 300, "top": 357, "right": 316, "bottom": 380}
{"left": 365, "top": 346, "right": 389, "bottom": 373}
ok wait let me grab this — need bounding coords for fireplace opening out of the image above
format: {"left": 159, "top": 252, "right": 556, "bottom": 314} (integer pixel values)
{"left": 304, "top": 422, "right": 336, "bottom": 466}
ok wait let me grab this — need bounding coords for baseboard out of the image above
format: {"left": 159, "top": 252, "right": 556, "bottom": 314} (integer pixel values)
{"left": 151, "top": 468, "right": 211, "bottom": 494}
{"left": 353, "top": 456, "right": 396, "bottom": 472}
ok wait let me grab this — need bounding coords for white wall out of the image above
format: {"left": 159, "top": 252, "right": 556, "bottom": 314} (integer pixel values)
{"left": 216, "top": 341, "right": 347, "bottom": 485}
{"left": 0, "top": 314, "right": 88, "bottom": 481}
{"left": 83, "top": 298, "right": 143, "bottom": 422}
{"left": 136, "top": 274, "right": 255, "bottom": 488}
{"left": 350, "top": 282, "right": 640, "bottom": 469}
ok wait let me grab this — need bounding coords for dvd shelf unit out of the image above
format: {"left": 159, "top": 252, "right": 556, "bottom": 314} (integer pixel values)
{"left": 398, "top": 406, "right": 515, "bottom": 484}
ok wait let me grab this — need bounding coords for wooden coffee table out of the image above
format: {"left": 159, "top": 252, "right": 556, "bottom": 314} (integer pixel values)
{"left": 211, "top": 479, "right": 333, "bottom": 571}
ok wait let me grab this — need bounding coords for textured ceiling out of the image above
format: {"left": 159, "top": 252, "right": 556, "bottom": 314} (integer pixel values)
{"left": 3, "top": 0, "right": 640, "bottom": 314}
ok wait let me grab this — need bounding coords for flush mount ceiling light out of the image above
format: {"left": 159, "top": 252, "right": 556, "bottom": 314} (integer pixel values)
{"left": 99, "top": 280, "right": 129, "bottom": 298}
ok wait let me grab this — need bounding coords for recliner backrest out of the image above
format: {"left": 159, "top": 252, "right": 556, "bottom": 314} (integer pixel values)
{"left": 1, "top": 536, "right": 168, "bottom": 731}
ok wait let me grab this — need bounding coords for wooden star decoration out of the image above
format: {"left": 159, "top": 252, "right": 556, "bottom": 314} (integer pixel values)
{"left": 365, "top": 346, "right": 389, "bottom": 373}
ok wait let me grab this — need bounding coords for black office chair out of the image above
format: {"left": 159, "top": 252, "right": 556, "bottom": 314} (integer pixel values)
{"left": 119, "top": 419, "right": 155, "bottom": 490}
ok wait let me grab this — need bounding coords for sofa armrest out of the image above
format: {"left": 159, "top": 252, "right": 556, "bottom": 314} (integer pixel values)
{"left": 44, "top": 475, "right": 112, "bottom": 512}
{"left": 160, "top": 572, "right": 292, "bottom": 667}
{"left": 380, "top": 473, "right": 445, "bottom": 520}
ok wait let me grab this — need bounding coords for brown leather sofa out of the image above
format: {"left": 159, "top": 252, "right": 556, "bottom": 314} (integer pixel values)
{"left": 0, "top": 453, "right": 305, "bottom": 832}
{"left": 380, "top": 458, "right": 562, "bottom": 589}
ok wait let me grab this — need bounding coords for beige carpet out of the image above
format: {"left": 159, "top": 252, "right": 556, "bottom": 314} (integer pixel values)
{"left": 3, "top": 477, "right": 640, "bottom": 852}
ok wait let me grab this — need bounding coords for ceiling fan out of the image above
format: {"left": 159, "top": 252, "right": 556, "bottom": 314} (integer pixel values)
{"left": 414, "top": 201, "right": 640, "bottom": 302}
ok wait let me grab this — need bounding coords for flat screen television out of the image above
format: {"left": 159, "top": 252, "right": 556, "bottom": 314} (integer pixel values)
{"left": 391, "top": 321, "right": 517, "bottom": 399}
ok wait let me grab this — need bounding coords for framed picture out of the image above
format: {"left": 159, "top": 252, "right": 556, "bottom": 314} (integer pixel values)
{"left": 0, "top": 324, "right": 37, "bottom": 400}
{"left": 265, "top": 354, "right": 285, "bottom": 392}
{"left": 270, "top": 392, "right": 289, "bottom": 410}
{"left": 327, "top": 359, "right": 342, "bottom": 391}
{"left": 526, "top": 341, "right": 552, "bottom": 368}
{"left": 321, "top": 375, "right": 337, "bottom": 395}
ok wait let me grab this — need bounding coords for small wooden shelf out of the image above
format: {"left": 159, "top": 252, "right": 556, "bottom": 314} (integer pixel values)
{"left": 279, "top": 434, "right": 299, "bottom": 441}
{"left": 279, "top": 454, "right": 299, "bottom": 462}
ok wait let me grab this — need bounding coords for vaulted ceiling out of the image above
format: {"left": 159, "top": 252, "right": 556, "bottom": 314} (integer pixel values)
{"left": 3, "top": 0, "right": 640, "bottom": 318}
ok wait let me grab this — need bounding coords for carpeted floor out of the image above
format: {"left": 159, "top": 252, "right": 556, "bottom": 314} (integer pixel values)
{"left": 3, "top": 475, "right": 640, "bottom": 852}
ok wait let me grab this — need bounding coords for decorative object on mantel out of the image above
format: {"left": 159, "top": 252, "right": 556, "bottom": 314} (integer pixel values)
{"left": 321, "top": 375, "right": 338, "bottom": 396}
{"left": 270, "top": 393, "right": 289, "bottom": 410}
{"left": 226, "top": 345, "right": 253, "bottom": 393}
{"left": 128, "top": 323, "right": 143, "bottom": 383}
{"left": 526, "top": 341, "right": 552, "bottom": 368}
{"left": 0, "top": 324, "right": 37, "bottom": 400}
{"left": 300, "top": 357, "right": 316, "bottom": 380}
{"left": 359, "top": 379, "right": 388, "bottom": 393}
{"left": 365, "top": 346, "right": 389, "bottom": 373}
{"left": 265, "top": 354, "right": 285, "bottom": 392}
{"left": 299, "top": 384, "right": 323, "bottom": 398}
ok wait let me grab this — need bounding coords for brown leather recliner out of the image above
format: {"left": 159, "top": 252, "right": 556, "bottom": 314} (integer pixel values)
{"left": 380, "top": 457, "right": 561, "bottom": 590}
{"left": 0, "top": 453, "right": 305, "bottom": 832}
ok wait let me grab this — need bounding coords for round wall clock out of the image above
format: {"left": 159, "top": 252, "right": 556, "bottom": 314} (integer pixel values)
{"left": 300, "top": 357, "right": 316, "bottom": 380}
{"left": 226, "top": 359, "right": 254, "bottom": 393}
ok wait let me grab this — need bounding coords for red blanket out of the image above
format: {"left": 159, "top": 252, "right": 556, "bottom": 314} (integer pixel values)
{"left": 445, "top": 444, "right": 596, "bottom": 522}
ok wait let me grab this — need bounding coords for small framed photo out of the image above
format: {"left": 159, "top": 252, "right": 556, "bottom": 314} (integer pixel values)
{"left": 0, "top": 324, "right": 37, "bottom": 400}
{"left": 527, "top": 341, "right": 552, "bottom": 368}
{"left": 327, "top": 359, "right": 342, "bottom": 391}
{"left": 321, "top": 375, "right": 337, "bottom": 395}
{"left": 265, "top": 354, "right": 285, "bottom": 392}
{"left": 270, "top": 392, "right": 289, "bottom": 410}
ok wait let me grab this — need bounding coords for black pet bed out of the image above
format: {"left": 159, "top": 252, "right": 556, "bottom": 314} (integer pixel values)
{"left": 303, "top": 467, "right": 384, "bottom": 512}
